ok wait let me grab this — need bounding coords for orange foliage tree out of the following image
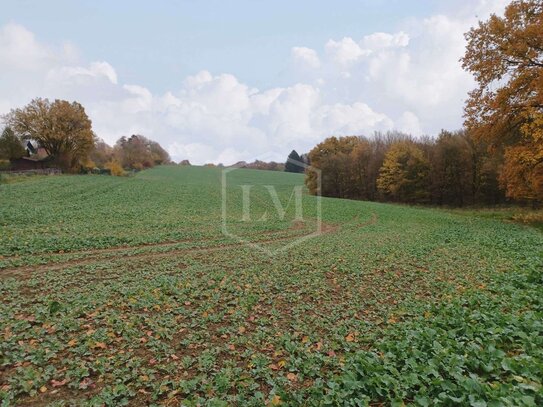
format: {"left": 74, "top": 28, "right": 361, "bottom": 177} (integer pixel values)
{"left": 462, "top": 0, "right": 543, "bottom": 202}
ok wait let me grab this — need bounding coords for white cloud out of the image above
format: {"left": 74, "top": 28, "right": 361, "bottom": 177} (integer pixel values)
{"left": 314, "top": 102, "right": 393, "bottom": 135}
{"left": 0, "top": 23, "right": 54, "bottom": 71}
{"left": 325, "top": 37, "right": 370, "bottom": 65}
{"left": 57, "top": 61, "right": 116, "bottom": 84}
{"left": 169, "top": 142, "right": 216, "bottom": 164}
{"left": 121, "top": 85, "right": 153, "bottom": 112}
{"left": 361, "top": 32, "right": 410, "bottom": 50}
{"left": 291, "top": 46, "right": 321, "bottom": 69}
{"left": 0, "top": 1, "right": 511, "bottom": 164}
{"left": 397, "top": 111, "right": 422, "bottom": 135}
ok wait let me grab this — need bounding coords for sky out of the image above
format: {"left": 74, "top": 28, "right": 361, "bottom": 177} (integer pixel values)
{"left": 0, "top": 0, "right": 509, "bottom": 164}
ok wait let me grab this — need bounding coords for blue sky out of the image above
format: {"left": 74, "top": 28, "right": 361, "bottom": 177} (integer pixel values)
{"left": 2, "top": 0, "right": 443, "bottom": 91}
{"left": 0, "top": 0, "right": 507, "bottom": 164}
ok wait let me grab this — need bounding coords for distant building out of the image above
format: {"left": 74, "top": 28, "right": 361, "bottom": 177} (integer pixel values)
{"left": 26, "top": 141, "right": 37, "bottom": 155}
{"left": 9, "top": 156, "right": 51, "bottom": 171}
{"left": 10, "top": 141, "right": 53, "bottom": 171}
{"left": 25, "top": 141, "right": 48, "bottom": 159}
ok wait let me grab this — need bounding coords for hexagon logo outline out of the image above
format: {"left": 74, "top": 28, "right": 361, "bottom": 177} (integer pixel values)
{"left": 221, "top": 157, "right": 322, "bottom": 256}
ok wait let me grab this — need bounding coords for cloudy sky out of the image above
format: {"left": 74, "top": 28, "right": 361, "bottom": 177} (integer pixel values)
{"left": 1, "top": 0, "right": 508, "bottom": 164}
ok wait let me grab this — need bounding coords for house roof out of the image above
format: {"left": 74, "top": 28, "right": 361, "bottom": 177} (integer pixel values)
{"left": 26, "top": 141, "right": 37, "bottom": 155}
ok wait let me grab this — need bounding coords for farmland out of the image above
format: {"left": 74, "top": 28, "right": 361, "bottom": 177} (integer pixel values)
{"left": 0, "top": 166, "right": 542, "bottom": 406}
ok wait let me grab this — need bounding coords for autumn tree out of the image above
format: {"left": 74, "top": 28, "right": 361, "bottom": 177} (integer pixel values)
{"left": 245, "top": 160, "right": 284, "bottom": 171}
{"left": 377, "top": 141, "right": 430, "bottom": 203}
{"left": 88, "top": 139, "right": 114, "bottom": 169}
{"left": 428, "top": 130, "right": 473, "bottom": 206}
{"left": 148, "top": 139, "right": 171, "bottom": 166}
{"left": 115, "top": 136, "right": 149, "bottom": 170}
{"left": 306, "top": 136, "right": 359, "bottom": 197}
{"left": 4, "top": 98, "right": 95, "bottom": 171}
{"left": 0, "top": 127, "right": 25, "bottom": 160}
{"left": 114, "top": 135, "right": 171, "bottom": 170}
{"left": 363, "top": 131, "right": 414, "bottom": 200}
{"left": 105, "top": 160, "right": 125, "bottom": 176}
{"left": 462, "top": 0, "right": 543, "bottom": 202}
{"left": 304, "top": 130, "right": 506, "bottom": 206}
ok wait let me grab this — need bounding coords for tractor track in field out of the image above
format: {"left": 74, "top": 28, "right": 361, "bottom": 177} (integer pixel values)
{"left": 0, "top": 221, "right": 341, "bottom": 279}
{"left": 357, "top": 212, "right": 378, "bottom": 228}
{"left": 1, "top": 221, "right": 304, "bottom": 264}
{"left": 0, "top": 213, "right": 377, "bottom": 280}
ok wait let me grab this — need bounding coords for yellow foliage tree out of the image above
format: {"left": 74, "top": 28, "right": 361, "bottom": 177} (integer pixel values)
{"left": 377, "top": 142, "right": 430, "bottom": 203}
{"left": 105, "top": 160, "right": 125, "bottom": 176}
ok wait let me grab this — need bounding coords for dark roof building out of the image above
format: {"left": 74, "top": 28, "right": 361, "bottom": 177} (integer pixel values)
{"left": 9, "top": 157, "right": 51, "bottom": 171}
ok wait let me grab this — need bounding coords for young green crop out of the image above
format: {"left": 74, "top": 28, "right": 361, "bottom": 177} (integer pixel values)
{"left": 0, "top": 166, "right": 541, "bottom": 406}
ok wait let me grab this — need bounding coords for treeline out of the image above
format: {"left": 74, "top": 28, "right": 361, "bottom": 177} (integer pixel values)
{"left": 230, "top": 160, "right": 285, "bottom": 171}
{"left": 306, "top": 0, "right": 542, "bottom": 207}
{"left": 305, "top": 130, "right": 505, "bottom": 207}
{"left": 90, "top": 135, "right": 171, "bottom": 175}
{"left": 1, "top": 98, "right": 170, "bottom": 174}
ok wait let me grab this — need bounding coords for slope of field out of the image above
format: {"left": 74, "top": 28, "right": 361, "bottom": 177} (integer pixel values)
{"left": 0, "top": 166, "right": 541, "bottom": 406}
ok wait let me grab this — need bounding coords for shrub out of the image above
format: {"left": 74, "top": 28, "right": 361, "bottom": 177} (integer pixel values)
{"left": 105, "top": 161, "right": 125, "bottom": 176}
{"left": 0, "top": 159, "right": 10, "bottom": 170}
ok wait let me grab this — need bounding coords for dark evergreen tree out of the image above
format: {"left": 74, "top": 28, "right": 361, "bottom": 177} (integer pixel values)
{"left": 285, "top": 150, "right": 304, "bottom": 173}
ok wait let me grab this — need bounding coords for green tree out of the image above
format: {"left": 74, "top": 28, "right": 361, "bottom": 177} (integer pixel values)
{"left": 0, "top": 127, "right": 25, "bottom": 160}
{"left": 285, "top": 150, "right": 304, "bottom": 173}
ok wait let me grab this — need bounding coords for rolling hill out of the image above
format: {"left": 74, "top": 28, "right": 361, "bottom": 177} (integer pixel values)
{"left": 0, "top": 166, "right": 541, "bottom": 405}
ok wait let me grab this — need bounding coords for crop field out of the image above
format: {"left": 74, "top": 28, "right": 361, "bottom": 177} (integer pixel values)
{"left": 0, "top": 166, "right": 542, "bottom": 406}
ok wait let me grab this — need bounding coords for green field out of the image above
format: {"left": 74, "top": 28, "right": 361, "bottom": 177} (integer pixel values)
{"left": 0, "top": 166, "right": 542, "bottom": 406}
